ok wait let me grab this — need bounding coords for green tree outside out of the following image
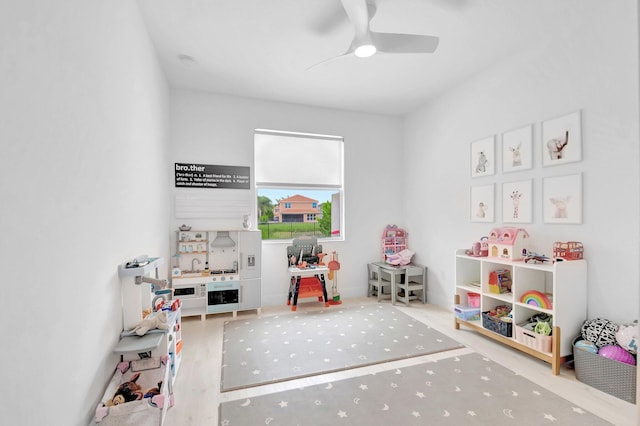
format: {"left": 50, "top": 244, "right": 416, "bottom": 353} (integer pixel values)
{"left": 318, "top": 202, "right": 332, "bottom": 236}
{"left": 257, "top": 195, "right": 274, "bottom": 222}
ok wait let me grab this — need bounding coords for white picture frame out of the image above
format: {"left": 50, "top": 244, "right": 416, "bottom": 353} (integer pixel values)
{"left": 543, "top": 173, "right": 582, "bottom": 224}
{"left": 502, "top": 179, "right": 533, "bottom": 224}
{"left": 470, "top": 184, "right": 494, "bottom": 223}
{"left": 502, "top": 124, "right": 533, "bottom": 173}
{"left": 542, "top": 110, "right": 582, "bottom": 167}
{"left": 470, "top": 136, "right": 495, "bottom": 178}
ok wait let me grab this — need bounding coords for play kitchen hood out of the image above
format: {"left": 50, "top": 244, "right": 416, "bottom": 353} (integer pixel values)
{"left": 210, "top": 231, "right": 236, "bottom": 248}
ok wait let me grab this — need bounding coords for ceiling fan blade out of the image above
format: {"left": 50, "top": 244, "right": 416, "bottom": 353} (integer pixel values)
{"left": 370, "top": 32, "right": 439, "bottom": 54}
{"left": 314, "top": 0, "right": 376, "bottom": 35}
{"left": 340, "top": 0, "right": 371, "bottom": 40}
{"left": 306, "top": 49, "right": 353, "bottom": 71}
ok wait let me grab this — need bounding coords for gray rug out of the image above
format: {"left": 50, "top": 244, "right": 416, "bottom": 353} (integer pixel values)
{"left": 221, "top": 304, "right": 464, "bottom": 391}
{"left": 219, "top": 352, "right": 611, "bottom": 425}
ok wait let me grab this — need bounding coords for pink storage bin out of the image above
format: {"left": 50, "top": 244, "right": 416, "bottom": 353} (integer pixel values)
{"left": 467, "top": 292, "right": 480, "bottom": 308}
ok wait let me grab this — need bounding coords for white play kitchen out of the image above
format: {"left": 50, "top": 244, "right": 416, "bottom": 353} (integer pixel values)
{"left": 171, "top": 229, "right": 262, "bottom": 319}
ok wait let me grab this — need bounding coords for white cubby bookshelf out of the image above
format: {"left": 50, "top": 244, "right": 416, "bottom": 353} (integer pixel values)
{"left": 454, "top": 249, "right": 587, "bottom": 375}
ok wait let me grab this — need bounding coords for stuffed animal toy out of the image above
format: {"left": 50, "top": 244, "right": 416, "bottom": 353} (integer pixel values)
{"left": 131, "top": 310, "right": 169, "bottom": 336}
{"left": 106, "top": 373, "right": 143, "bottom": 406}
{"left": 105, "top": 374, "right": 164, "bottom": 406}
{"left": 144, "top": 381, "right": 163, "bottom": 399}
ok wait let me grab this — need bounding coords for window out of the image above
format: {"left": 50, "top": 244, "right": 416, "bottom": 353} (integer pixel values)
{"left": 255, "top": 129, "right": 344, "bottom": 241}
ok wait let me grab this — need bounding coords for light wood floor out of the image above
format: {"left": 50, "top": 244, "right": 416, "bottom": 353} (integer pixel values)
{"left": 165, "top": 297, "right": 637, "bottom": 426}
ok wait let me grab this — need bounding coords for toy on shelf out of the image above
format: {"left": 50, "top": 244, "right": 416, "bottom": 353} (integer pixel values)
{"left": 489, "top": 269, "right": 511, "bottom": 294}
{"left": 553, "top": 241, "right": 584, "bottom": 260}
{"left": 520, "top": 290, "right": 553, "bottom": 310}
{"left": 465, "top": 236, "right": 489, "bottom": 257}
{"left": 381, "top": 225, "right": 407, "bottom": 261}
{"left": 130, "top": 311, "right": 169, "bottom": 336}
{"left": 487, "top": 227, "right": 529, "bottom": 260}
{"left": 523, "top": 250, "right": 550, "bottom": 263}
{"left": 473, "top": 237, "right": 489, "bottom": 256}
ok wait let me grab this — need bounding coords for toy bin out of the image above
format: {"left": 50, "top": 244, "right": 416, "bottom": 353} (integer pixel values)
{"left": 515, "top": 325, "right": 552, "bottom": 353}
{"left": 482, "top": 312, "right": 513, "bottom": 337}
{"left": 95, "top": 356, "right": 174, "bottom": 425}
{"left": 454, "top": 305, "right": 481, "bottom": 321}
{"left": 572, "top": 337, "right": 636, "bottom": 404}
{"left": 467, "top": 292, "right": 480, "bottom": 308}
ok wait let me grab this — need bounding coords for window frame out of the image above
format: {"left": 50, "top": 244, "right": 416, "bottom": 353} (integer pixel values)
{"left": 254, "top": 129, "right": 344, "bottom": 242}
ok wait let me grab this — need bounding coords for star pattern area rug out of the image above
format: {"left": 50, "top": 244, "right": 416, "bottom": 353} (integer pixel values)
{"left": 220, "top": 304, "right": 464, "bottom": 391}
{"left": 219, "top": 352, "right": 612, "bottom": 425}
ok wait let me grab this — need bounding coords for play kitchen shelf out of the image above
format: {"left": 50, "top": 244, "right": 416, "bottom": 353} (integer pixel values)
{"left": 453, "top": 249, "right": 587, "bottom": 375}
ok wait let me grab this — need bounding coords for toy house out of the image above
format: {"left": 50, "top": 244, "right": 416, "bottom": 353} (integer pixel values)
{"left": 487, "top": 227, "right": 530, "bottom": 260}
{"left": 553, "top": 241, "right": 584, "bottom": 260}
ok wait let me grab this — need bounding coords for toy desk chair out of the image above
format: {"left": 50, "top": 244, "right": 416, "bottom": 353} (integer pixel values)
{"left": 286, "top": 236, "right": 327, "bottom": 310}
{"left": 286, "top": 236, "right": 322, "bottom": 266}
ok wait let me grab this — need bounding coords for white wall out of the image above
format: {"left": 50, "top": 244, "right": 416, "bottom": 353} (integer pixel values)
{"left": 403, "top": 0, "right": 639, "bottom": 322}
{"left": 0, "top": 1, "right": 170, "bottom": 424}
{"left": 169, "top": 90, "right": 404, "bottom": 306}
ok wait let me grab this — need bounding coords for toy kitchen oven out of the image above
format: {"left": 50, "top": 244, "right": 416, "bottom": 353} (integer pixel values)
{"left": 171, "top": 230, "right": 261, "bottom": 319}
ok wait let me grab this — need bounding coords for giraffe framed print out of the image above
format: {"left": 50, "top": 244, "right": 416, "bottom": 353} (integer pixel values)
{"left": 502, "top": 179, "right": 533, "bottom": 224}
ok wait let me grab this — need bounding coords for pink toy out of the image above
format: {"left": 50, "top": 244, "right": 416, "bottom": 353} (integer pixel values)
{"left": 598, "top": 345, "right": 636, "bottom": 365}
{"left": 487, "top": 227, "right": 530, "bottom": 260}
{"left": 386, "top": 249, "right": 414, "bottom": 266}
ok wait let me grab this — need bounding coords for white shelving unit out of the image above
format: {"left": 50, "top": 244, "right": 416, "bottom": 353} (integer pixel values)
{"left": 454, "top": 249, "right": 587, "bottom": 375}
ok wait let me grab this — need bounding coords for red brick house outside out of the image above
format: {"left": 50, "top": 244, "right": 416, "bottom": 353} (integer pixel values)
{"left": 273, "top": 194, "right": 321, "bottom": 223}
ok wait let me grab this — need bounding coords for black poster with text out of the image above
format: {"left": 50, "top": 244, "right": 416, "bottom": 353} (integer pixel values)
{"left": 174, "top": 163, "right": 250, "bottom": 189}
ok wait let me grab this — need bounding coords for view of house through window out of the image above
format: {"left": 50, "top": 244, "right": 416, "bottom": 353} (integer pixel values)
{"left": 254, "top": 130, "right": 344, "bottom": 241}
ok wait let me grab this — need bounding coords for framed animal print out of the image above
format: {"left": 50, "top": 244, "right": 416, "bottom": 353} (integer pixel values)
{"left": 502, "top": 179, "right": 533, "bottom": 223}
{"left": 470, "top": 183, "right": 494, "bottom": 223}
{"left": 543, "top": 173, "right": 582, "bottom": 224}
{"left": 542, "top": 110, "right": 582, "bottom": 167}
{"left": 470, "top": 136, "right": 495, "bottom": 178}
{"left": 502, "top": 124, "right": 533, "bottom": 173}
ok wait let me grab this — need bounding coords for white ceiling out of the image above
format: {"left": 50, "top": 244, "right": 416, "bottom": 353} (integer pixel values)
{"left": 136, "top": 0, "right": 558, "bottom": 116}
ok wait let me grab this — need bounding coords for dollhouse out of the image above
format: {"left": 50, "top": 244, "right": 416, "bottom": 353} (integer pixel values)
{"left": 487, "top": 227, "right": 530, "bottom": 260}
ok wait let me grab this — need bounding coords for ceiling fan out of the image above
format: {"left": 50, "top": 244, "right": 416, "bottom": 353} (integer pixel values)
{"left": 310, "top": 0, "right": 440, "bottom": 68}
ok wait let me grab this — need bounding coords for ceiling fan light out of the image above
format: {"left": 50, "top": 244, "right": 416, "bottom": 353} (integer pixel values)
{"left": 354, "top": 44, "right": 376, "bottom": 58}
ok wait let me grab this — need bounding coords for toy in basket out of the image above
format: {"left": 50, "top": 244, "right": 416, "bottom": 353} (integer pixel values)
{"left": 95, "top": 356, "right": 174, "bottom": 425}
{"left": 573, "top": 335, "right": 637, "bottom": 403}
{"left": 515, "top": 313, "right": 553, "bottom": 353}
{"left": 482, "top": 305, "right": 513, "bottom": 337}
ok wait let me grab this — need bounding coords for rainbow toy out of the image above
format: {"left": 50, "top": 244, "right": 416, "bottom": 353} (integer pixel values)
{"left": 520, "top": 290, "right": 552, "bottom": 309}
